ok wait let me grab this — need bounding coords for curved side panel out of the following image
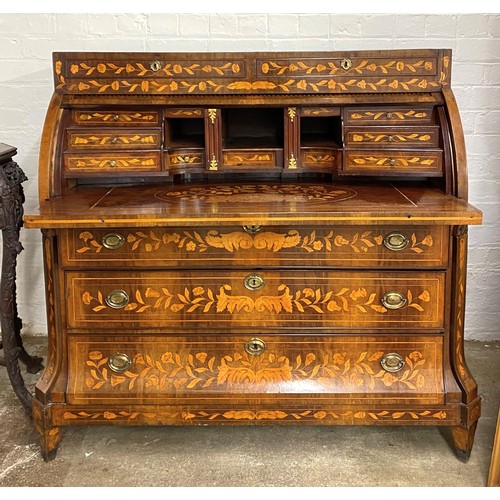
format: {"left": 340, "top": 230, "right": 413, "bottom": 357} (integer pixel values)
{"left": 442, "top": 88, "right": 468, "bottom": 201}
{"left": 38, "top": 93, "right": 64, "bottom": 201}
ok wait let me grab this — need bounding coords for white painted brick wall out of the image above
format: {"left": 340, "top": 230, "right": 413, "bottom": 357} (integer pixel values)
{"left": 0, "top": 13, "right": 498, "bottom": 341}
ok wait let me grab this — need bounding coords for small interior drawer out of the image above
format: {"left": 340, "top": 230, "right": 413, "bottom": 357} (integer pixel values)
{"left": 344, "top": 107, "right": 434, "bottom": 125}
{"left": 301, "top": 148, "right": 338, "bottom": 168}
{"left": 343, "top": 150, "right": 442, "bottom": 176}
{"left": 67, "top": 129, "right": 161, "bottom": 149}
{"left": 64, "top": 152, "right": 161, "bottom": 174}
{"left": 71, "top": 110, "right": 160, "bottom": 126}
{"left": 344, "top": 126, "right": 440, "bottom": 148}
{"left": 223, "top": 149, "right": 282, "bottom": 168}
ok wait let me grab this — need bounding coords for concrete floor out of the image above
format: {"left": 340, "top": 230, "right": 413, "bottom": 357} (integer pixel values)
{"left": 0, "top": 337, "right": 499, "bottom": 487}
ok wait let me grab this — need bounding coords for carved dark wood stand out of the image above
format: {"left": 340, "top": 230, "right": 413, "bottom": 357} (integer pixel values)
{"left": 0, "top": 143, "right": 43, "bottom": 414}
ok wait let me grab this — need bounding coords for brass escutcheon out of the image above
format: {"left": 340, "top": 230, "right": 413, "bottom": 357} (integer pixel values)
{"left": 112, "top": 114, "right": 120, "bottom": 121}
{"left": 380, "top": 353, "right": 405, "bottom": 373}
{"left": 340, "top": 58, "right": 352, "bottom": 70}
{"left": 383, "top": 232, "right": 409, "bottom": 251}
{"left": 150, "top": 60, "right": 162, "bottom": 72}
{"left": 245, "top": 338, "right": 267, "bottom": 356}
{"left": 387, "top": 135, "right": 394, "bottom": 142}
{"left": 389, "top": 158, "right": 396, "bottom": 166}
{"left": 105, "top": 289, "right": 129, "bottom": 309}
{"left": 386, "top": 112, "right": 394, "bottom": 119}
{"left": 244, "top": 274, "right": 265, "bottom": 291}
{"left": 108, "top": 353, "right": 132, "bottom": 373}
{"left": 101, "top": 233, "right": 125, "bottom": 250}
{"left": 242, "top": 224, "right": 262, "bottom": 235}
{"left": 381, "top": 291, "right": 407, "bottom": 310}
{"left": 111, "top": 137, "right": 119, "bottom": 144}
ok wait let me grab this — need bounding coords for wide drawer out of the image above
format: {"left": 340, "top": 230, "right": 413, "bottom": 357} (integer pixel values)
{"left": 64, "top": 152, "right": 161, "bottom": 174}
{"left": 343, "top": 150, "right": 442, "bottom": 176}
{"left": 61, "top": 226, "right": 448, "bottom": 268}
{"left": 67, "top": 334, "right": 444, "bottom": 405}
{"left": 67, "top": 129, "right": 162, "bottom": 149}
{"left": 71, "top": 110, "right": 160, "bottom": 126}
{"left": 67, "top": 271, "right": 445, "bottom": 329}
{"left": 344, "top": 127, "right": 440, "bottom": 148}
{"left": 344, "top": 107, "right": 434, "bottom": 125}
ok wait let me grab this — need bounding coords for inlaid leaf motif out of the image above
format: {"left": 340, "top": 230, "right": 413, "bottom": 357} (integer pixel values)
{"left": 83, "top": 347, "right": 427, "bottom": 394}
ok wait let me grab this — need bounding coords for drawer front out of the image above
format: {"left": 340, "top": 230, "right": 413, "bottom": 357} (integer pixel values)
{"left": 67, "top": 334, "right": 444, "bottom": 405}
{"left": 164, "top": 108, "right": 204, "bottom": 118}
{"left": 344, "top": 107, "right": 434, "bottom": 125}
{"left": 223, "top": 150, "right": 281, "bottom": 168}
{"left": 301, "top": 149, "right": 338, "bottom": 168}
{"left": 166, "top": 150, "right": 205, "bottom": 168}
{"left": 343, "top": 150, "right": 442, "bottom": 176}
{"left": 64, "top": 153, "right": 161, "bottom": 174}
{"left": 67, "top": 129, "right": 161, "bottom": 149}
{"left": 344, "top": 127, "right": 440, "bottom": 148}
{"left": 301, "top": 107, "right": 340, "bottom": 117}
{"left": 61, "top": 226, "right": 448, "bottom": 268}
{"left": 67, "top": 271, "right": 445, "bottom": 329}
{"left": 71, "top": 110, "right": 160, "bottom": 126}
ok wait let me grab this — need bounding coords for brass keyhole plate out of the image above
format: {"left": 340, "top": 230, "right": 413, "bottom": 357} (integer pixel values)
{"left": 244, "top": 274, "right": 265, "bottom": 291}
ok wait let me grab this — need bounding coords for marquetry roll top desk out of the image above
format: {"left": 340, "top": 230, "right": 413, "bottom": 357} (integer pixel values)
{"left": 25, "top": 49, "right": 482, "bottom": 461}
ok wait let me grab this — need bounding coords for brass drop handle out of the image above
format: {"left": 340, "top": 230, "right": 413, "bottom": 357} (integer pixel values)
{"left": 387, "top": 135, "right": 394, "bottom": 142}
{"left": 381, "top": 353, "right": 405, "bottom": 373}
{"left": 386, "top": 112, "right": 394, "bottom": 119}
{"left": 245, "top": 338, "right": 267, "bottom": 356}
{"left": 184, "top": 156, "right": 190, "bottom": 162}
{"left": 242, "top": 224, "right": 262, "bottom": 235}
{"left": 244, "top": 274, "right": 265, "bottom": 291}
{"left": 383, "top": 232, "right": 409, "bottom": 251}
{"left": 389, "top": 158, "right": 396, "bottom": 166}
{"left": 112, "top": 114, "right": 120, "bottom": 121}
{"left": 101, "top": 233, "right": 125, "bottom": 250}
{"left": 105, "top": 289, "right": 129, "bottom": 309}
{"left": 108, "top": 353, "right": 132, "bottom": 373}
{"left": 150, "top": 60, "right": 161, "bottom": 72}
{"left": 381, "top": 291, "right": 407, "bottom": 310}
{"left": 109, "top": 160, "right": 117, "bottom": 167}
{"left": 340, "top": 58, "right": 352, "bottom": 70}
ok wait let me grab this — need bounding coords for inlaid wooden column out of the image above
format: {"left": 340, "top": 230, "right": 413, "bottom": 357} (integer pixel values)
{"left": 284, "top": 107, "right": 299, "bottom": 171}
{"left": 205, "top": 108, "right": 222, "bottom": 172}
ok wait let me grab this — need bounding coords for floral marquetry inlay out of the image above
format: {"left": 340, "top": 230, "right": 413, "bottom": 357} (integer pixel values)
{"left": 351, "top": 156, "right": 436, "bottom": 167}
{"left": 259, "top": 59, "right": 435, "bottom": 77}
{"left": 54, "top": 51, "right": 448, "bottom": 95}
{"left": 82, "top": 348, "right": 428, "bottom": 392}
{"left": 76, "top": 112, "right": 157, "bottom": 124}
{"left": 81, "top": 284, "right": 431, "bottom": 315}
{"left": 76, "top": 228, "right": 434, "bottom": 255}
{"left": 351, "top": 133, "right": 432, "bottom": 143}
{"left": 61, "top": 408, "right": 449, "bottom": 423}
{"left": 154, "top": 184, "right": 357, "bottom": 203}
